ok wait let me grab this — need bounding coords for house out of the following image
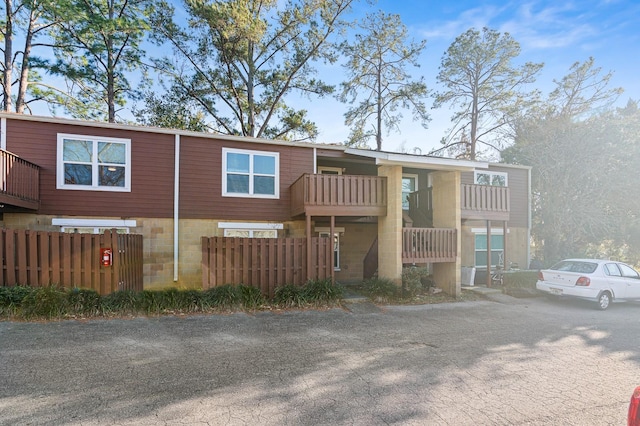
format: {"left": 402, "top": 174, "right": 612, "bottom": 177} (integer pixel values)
{"left": 1, "top": 113, "right": 531, "bottom": 296}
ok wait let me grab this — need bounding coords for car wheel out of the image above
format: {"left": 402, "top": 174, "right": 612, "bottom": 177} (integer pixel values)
{"left": 597, "top": 292, "right": 611, "bottom": 310}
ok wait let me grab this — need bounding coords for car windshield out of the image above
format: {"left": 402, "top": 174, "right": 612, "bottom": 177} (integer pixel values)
{"left": 550, "top": 261, "right": 598, "bottom": 274}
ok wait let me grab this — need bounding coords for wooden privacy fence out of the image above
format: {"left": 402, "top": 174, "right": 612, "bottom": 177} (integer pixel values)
{"left": 0, "top": 229, "right": 143, "bottom": 294}
{"left": 202, "top": 237, "right": 333, "bottom": 297}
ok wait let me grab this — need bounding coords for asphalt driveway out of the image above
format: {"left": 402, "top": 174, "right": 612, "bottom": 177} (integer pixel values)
{"left": 1, "top": 296, "right": 639, "bottom": 425}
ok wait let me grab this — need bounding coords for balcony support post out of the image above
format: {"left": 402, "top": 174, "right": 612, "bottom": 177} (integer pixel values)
{"left": 486, "top": 220, "right": 492, "bottom": 287}
{"left": 377, "top": 165, "right": 403, "bottom": 285}
{"left": 306, "top": 214, "right": 312, "bottom": 281}
{"left": 431, "top": 171, "right": 462, "bottom": 297}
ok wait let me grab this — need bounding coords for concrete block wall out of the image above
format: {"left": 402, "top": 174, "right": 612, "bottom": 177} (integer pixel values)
{"left": 431, "top": 171, "right": 462, "bottom": 297}
{"left": 333, "top": 223, "right": 377, "bottom": 284}
{"left": 377, "top": 165, "right": 403, "bottom": 285}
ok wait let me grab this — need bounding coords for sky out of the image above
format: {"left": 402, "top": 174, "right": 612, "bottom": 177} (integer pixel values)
{"left": 298, "top": 0, "right": 640, "bottom": 154}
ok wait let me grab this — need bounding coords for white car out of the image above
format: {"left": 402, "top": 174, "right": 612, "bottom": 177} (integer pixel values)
{"left": 536, "top": 259, "right": 640, "bottom": 310}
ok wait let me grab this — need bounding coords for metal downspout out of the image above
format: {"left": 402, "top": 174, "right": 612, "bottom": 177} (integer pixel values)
{"left": 174, "top": 134, "right": 180, "bottom": 281}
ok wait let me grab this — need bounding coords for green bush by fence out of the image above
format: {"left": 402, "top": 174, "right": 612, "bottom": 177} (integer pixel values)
{"left": 0, "top": 279, "right": 343, "bottom": 320}
{"left": 503, "top": 271, "right": 539, "bottom": 289}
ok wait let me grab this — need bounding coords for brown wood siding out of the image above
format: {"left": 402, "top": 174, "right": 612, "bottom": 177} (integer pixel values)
{"left": 179, "top": 136, "right": 314, "bottom": 220}
{"left": 461, "top": 165, "right": 529, "bottom": 228}
{"left": 6, "top": 119, "right": 175, "bottom": 218}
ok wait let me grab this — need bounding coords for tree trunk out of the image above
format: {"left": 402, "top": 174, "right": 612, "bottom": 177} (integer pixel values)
{"left": 3, "top": 0, "right": 14, "bottom": 112}
{"left": 376, "top": 56, "right": 382, "bottom": 151}
{"left": 17, "top": 8, "right": 37, "bottom": 114}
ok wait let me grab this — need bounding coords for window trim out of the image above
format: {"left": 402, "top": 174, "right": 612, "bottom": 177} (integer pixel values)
{"left": 473, "top": 230, "right": 505, "bottom": 269}
{"left": 52, "top": 218, "right": 136, "bottom": 234}
{"left": 316, "top": 227, "right": 344, "bottom": 271}
{"left": 218, "top": 222, "right": 282, "bottom": 238}
{"left": 57, "top": 133, "right": 132, "bottom": 192}
{"left": 318, "top": 166, "right": 343, "bottom": 175}
{"left": 222, "top": 147, "right": 280, "bottom": 199}
{"left": 474, "top": 170, "right": 508, "bottom": 186}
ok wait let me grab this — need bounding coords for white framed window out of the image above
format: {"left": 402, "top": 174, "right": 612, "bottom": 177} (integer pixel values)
{"left": 52, "top": 218, "right": 136, "bottom": 234}
{"left": 472, "top": 229, "right": 505, "bottom": 269}
{"left": 474, "top": 170, "right": 507, "bottom": 186}
{"left": 222, "top": 148, "right": 279, "bottom": 198}
{"left": 57, "top": 133, "right": 131, "bottom": 192}
{"left": 402, "top": 174, "right": 418, "bottom": 211}
{"left": 218, "top": 222, "right": 282, "bottom": 238}
{"left": 223, "top": 229, "right": 278, "bottom": 238}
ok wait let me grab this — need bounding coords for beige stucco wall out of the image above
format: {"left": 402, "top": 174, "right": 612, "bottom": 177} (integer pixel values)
{"left": 431, "top": 171, "right": 462, "bottom": 297}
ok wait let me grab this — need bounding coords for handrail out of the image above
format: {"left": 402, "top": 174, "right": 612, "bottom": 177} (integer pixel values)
{"left": 0, "top": 149, "right": 40, "bottom": 206}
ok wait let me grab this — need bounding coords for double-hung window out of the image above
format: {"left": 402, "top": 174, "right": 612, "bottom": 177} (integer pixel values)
{"left": 222, "top": 148, "right": 279, "bottom": 198}
{"left": 57, "top": 133, "right": 131, "bottom": 192}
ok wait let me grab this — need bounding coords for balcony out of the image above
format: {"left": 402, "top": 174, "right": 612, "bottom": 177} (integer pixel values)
{"left": 408, "top": 184, "right": 510, "bottom": 225}
{"left": 0, "top": 150, "right": 40, "bottom": 210}
{"left": 402, "top": 227, "right": 457, "bottom": 264}
{"left": 290, "top": 174, "right": 387, "bottom": 217}
{"left": 460, "top": 183, "right": 510, "bottom": 221}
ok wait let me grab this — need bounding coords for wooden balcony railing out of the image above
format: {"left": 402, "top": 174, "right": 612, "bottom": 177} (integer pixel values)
{"left": 460, "top": 183, "right": 510, "bottom": 220}
{"left": 402, "top": 227, "right": 456, "bottom": 264}
{"left": 290, "top": 174, "right": 387, "bottom": 217}
{"left": 0, "top": 150, "right": 40, "bottom": 210}
{"left": 408, "top": 184, "right": 510, "bottom": 223}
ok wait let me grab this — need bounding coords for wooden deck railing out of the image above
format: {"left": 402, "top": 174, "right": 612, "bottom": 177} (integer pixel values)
{"left": 290, "top": 174, "right": 387, "bottom": 217}
{"left": 408, "top": 184, "right": 510, "bottom": 222}
{"left": 0, "top": 149, "right": 40, "bottom": 209}
{"left": 460, "top": 184, "right": 510, "bottom": 220}
{"left": 407, "top": 188, "right": 433, "bottom": 227}
{"left": 402, "top": 228, "right": 456, "bottom": 264}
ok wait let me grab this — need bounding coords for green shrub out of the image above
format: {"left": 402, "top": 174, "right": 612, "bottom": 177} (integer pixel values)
{"left": 67, "top": 288, "right": 101, "bottom": 316}
{"left": 174, "top": 289, "right": 205, "bottom": 312}
{"left": 21, "top": 286, "right": 68, "bottom": 319}
{"left": 237, "top": 285, "right": 265, "bottom": 310}
{"left": 100, "top": 290, "right": 141, "bottom": 314}
{"left": 302, "top": 279, "right": 343, "bottom": 304}
{"left": 362, "top": 277, "right": 398, "bottom": 302}
{"left": 503, "top": 271, "right": 539, "bottom": 289}
{"left": 140, "top": 290, "right": 169, "bottom": 314}
{"left": 273, "top": 284, "right": 306, "bottom": 308}
{"left": 401, "top": 267, "right": 432, "bottom": 297}
{"left": 203, "top": 284, "right": 240, "bottom": 309}
{"left": 0, "top": 286, "right": 34, "bottom": 308}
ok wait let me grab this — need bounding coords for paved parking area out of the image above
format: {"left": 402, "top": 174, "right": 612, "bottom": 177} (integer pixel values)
{"left": 1, "top": 295, "right": 639, "bottom": 425}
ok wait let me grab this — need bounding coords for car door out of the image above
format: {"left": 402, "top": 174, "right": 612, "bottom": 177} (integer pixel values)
{"left": 604, "top": 263, "right": 628, "bottom": 298}
{"left": 618, "top": 263, "right": 640, "bottom": 299}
